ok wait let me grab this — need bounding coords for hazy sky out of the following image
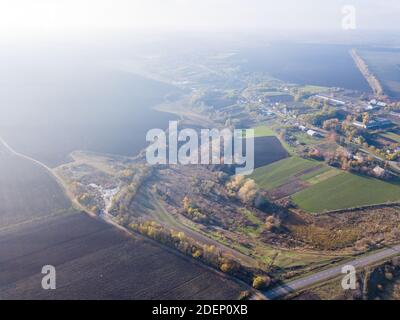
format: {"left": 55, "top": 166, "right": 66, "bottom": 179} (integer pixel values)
{"left": 0, "top": 0, "right": 399, "bottom": 37}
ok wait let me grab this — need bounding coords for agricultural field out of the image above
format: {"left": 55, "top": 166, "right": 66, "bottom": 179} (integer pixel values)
{"left": 0, "top": 146, "right": 72, "bottom": 230}
{"left": 251, "top": 157, "right": 320, "bottom": 190}
{"left": 254, "top": 136, "right": 289, "bottom": 169}
{"left": 253, "top": 125, "right": 276, "bottom": 138}
{"left": 0, "top": 213, "right": 246, "bottom": 299}
{"left": 251, "top": 156, "right": 400, "bottom": 213}
{"left": 0, "top": 146, "right": 247, "bottom": 299}
{"left": 293, "top": 172, "right": 400, "bottom": 213}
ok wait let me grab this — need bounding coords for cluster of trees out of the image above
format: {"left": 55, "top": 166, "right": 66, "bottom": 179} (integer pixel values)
{"left": 252, "top": 276, "right": 271, "bottom": 289}
{"left": 264, "top": 216, "right": 281, "bottom": 232}
{"left": 129, "top": 219, "right": 269, "bottom": 287}
{"left": 321, "top": 115, "right": 365, "bottom": 143}
{"left": 110, "top": 165, "right": 152, "bottom": 215}
{"left": 303, "top": 107, "right": 342, "bottom": 127}
{"left": 322, "top": 118, "right": 341, "bottom": 131}
{"left": 325, "top": 149, "right": 391, "bottom": 179}
{"left": 356, "top": 139, "right": 400, "bottom": 162}
{"left": 305, "top": 148, "right": 325, "bottom": 161}
{"left": 226, "top": 175, "right": 260, "bottom": 205}
{"left": 182, "top": 196, "right": 208, "bottom": 223}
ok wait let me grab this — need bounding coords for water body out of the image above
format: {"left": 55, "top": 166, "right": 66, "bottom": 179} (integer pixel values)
{"left": 237, "top": 43, "right": 371, "bottom": 92}
{"left": 0, "top": 59, "right": 179, "bottom": 167}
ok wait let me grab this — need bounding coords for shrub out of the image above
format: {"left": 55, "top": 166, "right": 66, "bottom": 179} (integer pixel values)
{"left": 252, "top": 275, "right": 271, "bottom": 289}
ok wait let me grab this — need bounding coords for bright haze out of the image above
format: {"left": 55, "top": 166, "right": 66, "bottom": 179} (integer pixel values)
{"left": 0, "top": 0, "right": 399, "bottom": 38}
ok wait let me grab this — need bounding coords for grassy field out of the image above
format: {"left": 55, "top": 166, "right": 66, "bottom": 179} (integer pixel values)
{"left": 300, "top": 166, "right": 331, "bottom": 182}
{"left": 293, "top": 172, "right": 400, "bottom": 213}
{"left": 252, "top": 151, "right": 400, "bottom": 213}
{"left": 251, "top": 156, "right": 320, "bottom": 189}
{"left": 304, "top": 168, "right": 342, "bottom": 185}
{"left": 253, "top": 125, "right": 276, "bottom": 137}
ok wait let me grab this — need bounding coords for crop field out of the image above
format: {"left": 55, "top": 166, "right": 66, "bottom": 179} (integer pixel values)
{"left": 251, "top": 157, "right": 320, "bottom": 189}
{"left": 254, "top": 136, "right": 289, "bottom": 169}
{"left": 303, "top": 168, "right": 341, "bottom": 185}
{"left": 0, "top": 147, "right": 72, "bottom": 229}
{"left": 252, "top": 154, "right": 400, "bottom": 213}
{"left": 0, "top": 213, "right": 246, "bottom": 299}
{"left": 293, "top": 172, "right": 400, "bottom": 213}
{"left": 0, "top": 145, "right": 246, "bottom": 299}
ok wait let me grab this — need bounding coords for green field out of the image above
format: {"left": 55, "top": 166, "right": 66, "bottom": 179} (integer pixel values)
{"left": 304, "top": 168, "right": 342, "bottom": 185}
{"left": 251, "top": 156, "right": 319, "bottom": 189}
{"left": 293, "top": 172, "right": 400, "bottom": 213}
{"left": 252, "top": 153, "right": 400, "bottom": 213}
{"left": 252, "top": 125, "right": 276, "bottom": 138}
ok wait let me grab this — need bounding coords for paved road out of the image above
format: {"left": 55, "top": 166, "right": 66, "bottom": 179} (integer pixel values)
{"left": 263, "top": 244, "right": 400, "bottom": 299}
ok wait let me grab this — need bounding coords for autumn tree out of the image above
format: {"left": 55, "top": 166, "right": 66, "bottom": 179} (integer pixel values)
{"left": 252, "top": 275, "right": 271, "bottom": 289}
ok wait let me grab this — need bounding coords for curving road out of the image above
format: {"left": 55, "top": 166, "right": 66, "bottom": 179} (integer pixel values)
{"left": 264, "top": 244, "right": 400, "bottom": 299}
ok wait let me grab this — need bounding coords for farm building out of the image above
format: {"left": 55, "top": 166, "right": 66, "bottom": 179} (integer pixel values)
{"left": 315, "top": 95, "right": 346, "bottom": 106}
{"left": 369, "top": 99, "right": 387, "bottom": 108}
{"left": 353, "top": 118, "right": 392, "bottom": 130}
{"left": 299, "top": 125, "right": 307, "bottom": 131}
{"left": 307, "top": 129, "right": 321, "bottom": 137}
{"left": 365, "top": 104, "right": 380, "bottom": 111}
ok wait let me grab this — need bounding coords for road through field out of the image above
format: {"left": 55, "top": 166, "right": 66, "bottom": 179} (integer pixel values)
{"left": 0, "top": 136, "right": 101, "bottom": 214}
{"left": 5, "top": 135, "right": 400, "bottom": 300}
{"left": 264, "top": 244, "right": 400, "bottom": 299}
{"left": 0, "top": 136, "right": 261, "bottom": 298}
